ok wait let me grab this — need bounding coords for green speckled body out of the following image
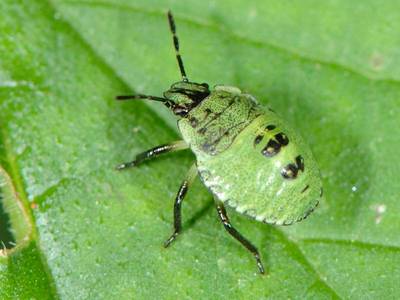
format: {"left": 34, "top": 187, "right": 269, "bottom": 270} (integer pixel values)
{"left": 178, "top": 85, "right": 322, "bottom": 225}
{"left": 116, "top": 11, "right": 322, "bottom": 274}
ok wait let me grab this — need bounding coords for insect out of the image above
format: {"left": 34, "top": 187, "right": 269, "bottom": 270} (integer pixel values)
{"left": 116, "top": 11, "right": 322, "bottom": 275}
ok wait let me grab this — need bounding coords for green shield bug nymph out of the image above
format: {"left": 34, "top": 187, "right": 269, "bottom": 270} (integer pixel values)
{"left": 115, "top": 11, "right": 322, "bottom": 275}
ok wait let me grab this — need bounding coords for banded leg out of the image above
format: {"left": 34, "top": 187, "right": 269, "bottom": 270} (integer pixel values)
{"left": 216, "top": 202, "right": 265, "bottom": 275}
{"left": 116, "top": 140, "right": 188, "bottom": 170}
{"left": 164, "top": 164, "right": 198, "bottom": 247}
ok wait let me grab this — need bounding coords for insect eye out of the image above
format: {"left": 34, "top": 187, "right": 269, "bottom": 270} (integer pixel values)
{"left": 173, "top": 105, "right": 189, "bottom": 117}
{"left": 281, "top": 163, "right": 298, "bottom": 179}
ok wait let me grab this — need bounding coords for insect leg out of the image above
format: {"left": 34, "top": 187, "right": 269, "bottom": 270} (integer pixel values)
{"left": 116, "top": 140, "right": 188, "bottom": 170}
{"left": 216, "top": 201, "right": 265, "bottom": 274}
{"left": 164, "top": 164, "right": 198, "bottom": 247}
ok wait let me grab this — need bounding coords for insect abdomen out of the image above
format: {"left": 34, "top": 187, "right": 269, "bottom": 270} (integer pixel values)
{"left": 195, "top": 111, "right": 322, "bottom": 225}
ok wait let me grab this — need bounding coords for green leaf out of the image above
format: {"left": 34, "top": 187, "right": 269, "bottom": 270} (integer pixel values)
{"left": 1, "top": 0, "right": 399, "bottom": 298}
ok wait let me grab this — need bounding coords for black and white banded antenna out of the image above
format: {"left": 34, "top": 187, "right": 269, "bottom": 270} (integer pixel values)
{"left": 167, "top": 10, "right": 189, "bottom": 82}
{"left": 115, "top": 93, "right": 174, "bottom": 108}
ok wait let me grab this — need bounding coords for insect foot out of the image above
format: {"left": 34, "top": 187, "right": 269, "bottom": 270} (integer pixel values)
{"left": 163, "top": 231, "right": 179, "bottom": 248}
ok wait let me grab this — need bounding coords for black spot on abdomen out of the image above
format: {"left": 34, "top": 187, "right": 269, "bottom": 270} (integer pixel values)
{"left": 275, "top": 132, "right": 289, "bottom": 146}
{"left": 281, "top": 163, "right": 298, "bottom": 179}
{"left": 259, "top": 129, "right": 289, "bottom": 158}
{"left": 296, "top": 155, "right": 304, "bottom": 171}
{"left": 266, "top": 124, "right": 276, "bottom": 131}
{"left": 262, "top": 139, "right": 281, "bottom": 157}
{"left": 281, "top": 155, "right": 305, "bottom": 180}
{"left": 301, "top": 185, "right": 310, "bottom": 193}
{"left": 253, "top": 134, "right": 264, "bottom": 147}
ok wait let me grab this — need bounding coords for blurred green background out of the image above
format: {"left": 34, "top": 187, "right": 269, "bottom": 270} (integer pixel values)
{"left": 1, "top": 0, "right": 400, "bottom": 299}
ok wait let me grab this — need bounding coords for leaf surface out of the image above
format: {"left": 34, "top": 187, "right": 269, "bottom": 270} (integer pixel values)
{"left": 0, "top": 1, "right": 399, "bottom": 299}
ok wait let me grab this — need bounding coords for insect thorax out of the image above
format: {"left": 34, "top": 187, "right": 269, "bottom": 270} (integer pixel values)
{"left": 178, "top": 86, "right": 263, "bottom": 156}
